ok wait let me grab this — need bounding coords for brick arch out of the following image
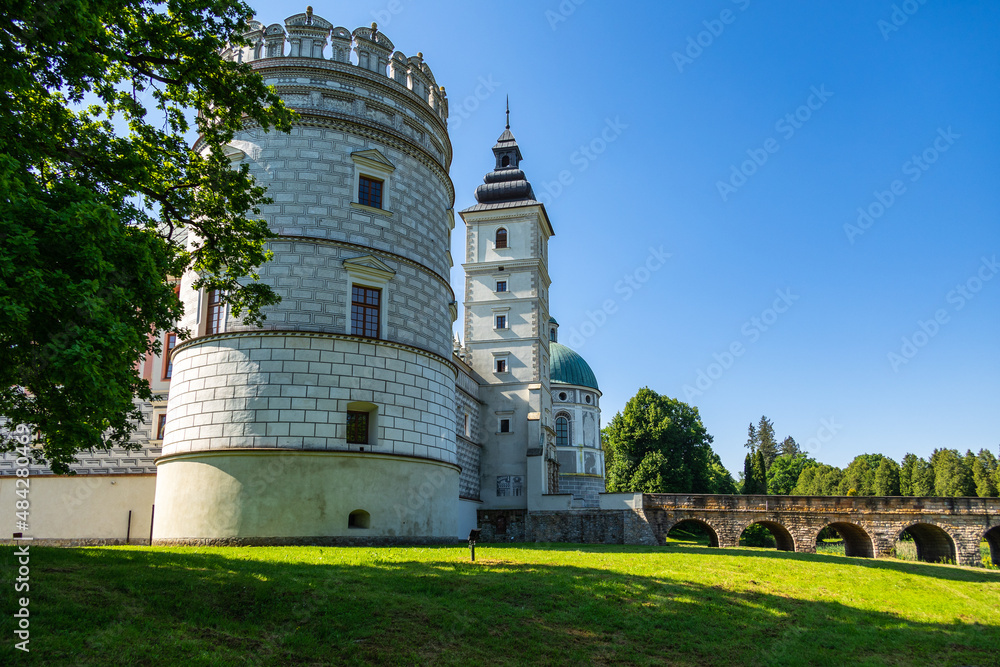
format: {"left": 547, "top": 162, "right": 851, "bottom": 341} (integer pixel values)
{"left": 895, "top": 521, "right": 958, "bottom": 564}
{"left": 819, "top": 521, "right": 874, "bottom": 558}
{"left": 982, "top": 525, "right": 1000, "bottom": 567}
{"left": 736, "top": 519, "right": 796, "bottom": 552}
{"left": 664, "top": 518, "right": 720, "bottom": 548}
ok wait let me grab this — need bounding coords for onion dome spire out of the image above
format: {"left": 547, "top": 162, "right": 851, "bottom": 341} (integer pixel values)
{"left": 473, "top": 101, "right": 535, "bottom": 205}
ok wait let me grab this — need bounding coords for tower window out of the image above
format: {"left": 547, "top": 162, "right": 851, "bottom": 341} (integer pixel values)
{"left": 358, "top": 176, "right": 383, "bottom": 209}
{"left": 351, "top": 286, "right": 381, "bottom": 339}
{"left": 346, "top": 411, "right": 370, "bottom": 444}
{"left": 496, "top": 280, "right": 507, "bottom": 293}
{"left": 155, "top": 413, "right": 167, "bottom": 440}
{"left": 162, "top": 332, "right": 177, "bottom": 379}
{"left": 556, "top": 416, "right": 569, "bottom": 447}
{"left": 501, "top": 155, "right": 510, "bottom": 167}
{"left": 495, "top": 357, "right": 507, "bottom": 373}
{"left": 495, "top": 314, "right": 507, "bottom": 329}
{"left": 495, "top": 228, "right": 508, "bottom": 249}
{"left": 206, "top": 290, "right": 224, "bottom": 335}
{"left": 499, "top": 419, "right": 511, "bottom": 433}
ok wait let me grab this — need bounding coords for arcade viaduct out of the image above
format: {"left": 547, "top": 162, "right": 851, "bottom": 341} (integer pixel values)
{"left": 478, "top": 493, "right": 1000, "bottom": 568}
{"left": 643, "top": 494, "right": 1000, "bottom": 567}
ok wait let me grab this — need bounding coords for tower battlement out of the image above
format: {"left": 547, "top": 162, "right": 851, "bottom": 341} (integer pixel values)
{"left": 223, "top": 11, "right": 448, "bottom": 125}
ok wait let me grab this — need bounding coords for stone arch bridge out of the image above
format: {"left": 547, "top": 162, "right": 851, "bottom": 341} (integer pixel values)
{"left": 644, "top": 494, "right": 1000, "bottom": 567}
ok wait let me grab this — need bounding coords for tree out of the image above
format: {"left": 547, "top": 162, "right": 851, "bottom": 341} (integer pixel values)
{"left": 910, "top": 456, "right": 935, "bottom": 496}
{"left": 780, "top": 435, "right": 800, "bottom": 458}
{"left": 0, "top": 0, "right": 294, "bottom": 472}
{"left": 792, "top": 463, "right": 843, "bottom": 495}
{"left": 603, "top": 388, "right": 725, "bottom": 494}
{"left": 744, "top": 422, "right": 758, "bottom": 453}
{"left": 873, "top": 458, "right": 901, "bottom": 496}
{"left": 766, "top": 453, "right": 815, "bottom": 495}
{"left": 837, "top": 454, "right": 886, "bottom": 496}
{"left": 971, "top": 450, "right": 998, "bottom": 497}
{"left": 931, "top": 448, "right": 974, "bottom": 497}
{"left": 706, "top": 451, "right": 739, "bottom": 495}
{"left": 756, "top": 416, "right": 779, "bottom": 470}
{"left": 900, "top": 453, "right": 919, "bottom": 496}
{"left": 747, "top": 450, "right": 767, "bottom": 494}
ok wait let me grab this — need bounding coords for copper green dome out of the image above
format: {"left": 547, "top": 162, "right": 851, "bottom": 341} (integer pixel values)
{"left": 549, "top": 342, "right": 599, "bottom": 390}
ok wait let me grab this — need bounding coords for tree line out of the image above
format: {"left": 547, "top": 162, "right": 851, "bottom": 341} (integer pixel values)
{"left": 601, "top": 389, "right": 999, "bottom": 499}
{"left": 741, "top": 415, "right": 1000, "bottom": 498}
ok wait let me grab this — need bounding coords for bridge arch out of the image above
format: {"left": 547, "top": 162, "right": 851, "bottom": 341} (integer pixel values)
{"left": 737, "top": 519, "right": 796, "bottom": 552}
{"left": 896, "top": 522, "right": 957, "bottom": 564}
{"left": 818, "top": 522, "right": 874, "bottom": 558}
{"left": 982, "top": 525, "right": 1000, "bottom": 567}
{"left": 664, "top": 518, "right": 720, "bottom": 548}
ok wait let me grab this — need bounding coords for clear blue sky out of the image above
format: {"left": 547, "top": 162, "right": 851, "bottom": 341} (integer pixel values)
{"left": 257, "top": 0, "right": 999, "bottom": 476}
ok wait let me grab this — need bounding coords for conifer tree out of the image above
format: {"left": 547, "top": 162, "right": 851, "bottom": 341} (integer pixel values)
{"left": 780, "top": 436, "right": 800, "bottom": 458}
{"left": 750, "top": 450, "right": 767, "bottom": 494}
{"left": 756, "top": 416, "right": 779, "bottom": 470}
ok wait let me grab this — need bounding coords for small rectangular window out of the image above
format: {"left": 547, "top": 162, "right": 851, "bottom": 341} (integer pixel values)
{"left": 347, "top": 411, "right": 369, "bottom": 444}
{"left": 359, "top": 176, "right": 383, "bottom": 209}
{"left": 495, "top": 358, "right": 507, "bottom": 373}
{"left": 156, "top": 414, "right": 167, "bottom": 440}
{"left": 162, "top": 332, "right": 177, "bottom": 380}
{"left": 499, "top": 419, "right": 511, "bottom": 433}
{"left": 351, "top": 286, "right": 381, "bottom": 339}
{"left": 206, "top": 290, "right": 224, "bottom": 335}
{"left": 495, "top": 314, "right": 507, "bottom": 329}
{"left": 464, "top": 413, "right": 471, "bottom": 437}
{"left": 496, "top": 280, "right": 507, "bottom": 293}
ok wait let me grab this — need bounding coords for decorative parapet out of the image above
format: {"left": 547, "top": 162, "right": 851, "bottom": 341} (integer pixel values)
{"left": 223, "top": 11, "right": 448, "bottom": 124}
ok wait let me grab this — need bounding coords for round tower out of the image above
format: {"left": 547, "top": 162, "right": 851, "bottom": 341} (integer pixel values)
{"left": 152, "top": 12, "right": 459, "bottom": 544}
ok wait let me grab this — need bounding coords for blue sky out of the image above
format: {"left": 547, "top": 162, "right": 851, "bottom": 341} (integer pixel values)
{"left": 257, "top": 0, "right": 999, "bottom": 476}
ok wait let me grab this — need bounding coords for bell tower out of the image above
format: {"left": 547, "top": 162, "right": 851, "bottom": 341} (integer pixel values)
{"left": 459, "top": 113, "right": 559, "bottom": 508}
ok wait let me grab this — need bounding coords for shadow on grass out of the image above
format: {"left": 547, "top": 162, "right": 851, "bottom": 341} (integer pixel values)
{"left": 1, "top": 545, "right": 998, "bottom": 666}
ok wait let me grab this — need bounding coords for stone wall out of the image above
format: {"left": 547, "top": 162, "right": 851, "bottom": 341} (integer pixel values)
{"left": 164, "top": 332, "right": 457, "bottom": 465}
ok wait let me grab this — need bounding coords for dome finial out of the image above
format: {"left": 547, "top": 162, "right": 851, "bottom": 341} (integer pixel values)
{"left": 505, "top": 95, "right": 510, "bottom": 130}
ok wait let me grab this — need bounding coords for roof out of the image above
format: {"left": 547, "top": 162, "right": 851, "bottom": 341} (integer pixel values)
{"left": 549, "top": 342, "right": 599, "bottom": 390}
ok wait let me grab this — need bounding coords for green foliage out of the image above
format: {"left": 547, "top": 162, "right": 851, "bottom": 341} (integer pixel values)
{"left": 969, "top": 449, "right": 997, "bottom": 497}
{"left": 740, "top": 523, "right": 775, "bottom": 547}
{"left": 780, "top": 435, "right": 800, "bottom": 457}
{"left": 0, "top": 0, "right": 294, "bottom": 471}
{"left": 837, "top": 454, "right": 887, "bottom": 496}
{"left": 792, "top": 463, "right": 843, "bottom": 495}
{"left": 931, "top": 448, "right": 975, "bottom": 497}
{"left": 603, "top": 387, "right": 731, "bottom": 493}
{"left": 900, "top": 453, "right": 919, "bottom": 495}
{"left": 873, "top": 458, "right": 901, "bottom": 496}
{"left": 766, "top": 453, "right": 815, "bottom": 495}
{"left": 742, "top": 450, "right": 766, "bottom": 494}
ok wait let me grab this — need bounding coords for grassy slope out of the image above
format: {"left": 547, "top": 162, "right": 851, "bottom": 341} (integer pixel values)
{"left": 2, "top": 544, "right": 999, "bottom": 666}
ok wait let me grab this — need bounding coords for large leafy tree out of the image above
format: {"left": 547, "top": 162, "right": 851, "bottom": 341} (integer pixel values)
{"left": 604, "top": 387, "right": 732, "bottom": 494}
{"left": 972, "top": 449, "right": 999, "bottom": 497}
{"left": 931, "top": 448, "right": 975, "bottom": 497}
{"left": 873, "top": 457, "right": 901, "bottom": 496}
{"left": 766, "top": 452, "right": 815, "bottom": 495}
{"left": 0, "top": 0, "right": 293, "bottom": 472}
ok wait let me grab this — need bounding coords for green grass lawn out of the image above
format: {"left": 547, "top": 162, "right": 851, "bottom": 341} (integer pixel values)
{"left": 2, "top": 543, "right": 999, "bottom": 666}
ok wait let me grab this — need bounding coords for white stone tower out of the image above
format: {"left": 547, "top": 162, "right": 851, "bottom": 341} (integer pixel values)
{"left": 459, "top": 118, "right": 560, "bottom": 508}
{"left": 153, "top": 13, "right": 460, "bottom": 544}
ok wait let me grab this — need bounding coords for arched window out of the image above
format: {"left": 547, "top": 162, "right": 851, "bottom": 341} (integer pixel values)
{"left": 501, "top": 155, "right": 510, "bottom": 167}
{"left": 555, "top": 415, "right": 570, "bottom": 447}
{"left": 348, "top": 510, "right": 370, "bottom": 529}
{"left": 495, "top": 227, "right": 508, "bottom": 249}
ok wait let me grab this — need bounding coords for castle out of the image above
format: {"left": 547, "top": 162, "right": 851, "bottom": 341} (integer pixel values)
{"left": 0, "top": 12, "right": 607, "bottom": 544}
